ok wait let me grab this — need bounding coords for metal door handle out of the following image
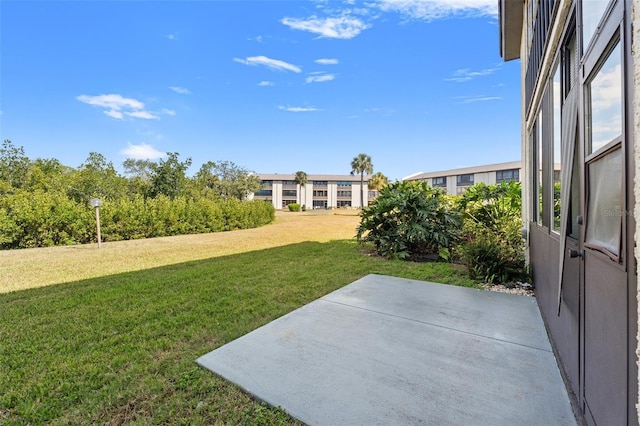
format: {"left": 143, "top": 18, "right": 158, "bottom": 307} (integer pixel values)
{"left": 570, "top": 249, "right": 583, "bottom": 259}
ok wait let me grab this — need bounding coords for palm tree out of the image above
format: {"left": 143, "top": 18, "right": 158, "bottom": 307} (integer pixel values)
{"left": 294, "top": 170, "right": 308, "bottom": 208}
{"left": 368, "top": 172, "right": 389, "bottom": 191}
{"left": 350, "top": 153, "right": 373, "bottom": 208}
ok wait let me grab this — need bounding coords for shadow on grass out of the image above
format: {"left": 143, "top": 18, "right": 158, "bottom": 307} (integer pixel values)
{"left": 0, "top": 239, "right": 474, "bottom": 425}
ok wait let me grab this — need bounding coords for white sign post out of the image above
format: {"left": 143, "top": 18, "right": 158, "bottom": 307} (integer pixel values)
{"left": 89, "top": 198, "right": 102, "bottom": 249}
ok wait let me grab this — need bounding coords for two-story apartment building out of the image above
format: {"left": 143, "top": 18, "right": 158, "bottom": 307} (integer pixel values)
{"left": 403, "top": 161, "right": 522, "bottom": 195}
{"left": 254, "top": 174, "right": 373, "bottom": 209}
{"left": 500, "top": 0, "right": 639, "bottom": 424}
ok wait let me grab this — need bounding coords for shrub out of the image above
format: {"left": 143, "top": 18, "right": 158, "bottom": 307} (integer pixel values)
{"left": 458, "top": 182, "right": 529, "bottom": 284}
{"left": 288, "top": 203, "right": 301, "bottom": 212}
{"left": 0, "top": 192, "right": 275, "bottom": 249}
{"left": 0, "top": 189, "right": 93, "bottom": 248}
{"left": 356, "top": 181, "right": 461, "bottom": 260}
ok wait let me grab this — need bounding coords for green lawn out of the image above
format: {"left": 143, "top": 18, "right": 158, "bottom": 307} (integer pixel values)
{"left": 0, "top": 239, "right": 475, "bottom": 425}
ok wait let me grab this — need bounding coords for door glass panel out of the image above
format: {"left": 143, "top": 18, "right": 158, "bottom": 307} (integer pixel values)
{"left": 585, "top": 148, "right": 622, "bottom": 257}
{"left": 568, "top": 145, "right": 580, "bottom": 240}
{"left": 537, "top": 112, "right": 543, "bottom": 224}
{"left": 582, "top": 0, "right": 611, "bottom": 50}
{"left": 552, "top": 63, "right": 562, "bottom": 233}
{"left": 586, "top": 42, "right": 622, "bottom": 154}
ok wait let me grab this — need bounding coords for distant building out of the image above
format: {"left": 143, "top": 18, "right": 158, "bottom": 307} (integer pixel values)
{"left": 402, "top": 161, "right": 522, "bottom": 195}
{"left": 255, "top": 174, "right": 374, "bottom": 209}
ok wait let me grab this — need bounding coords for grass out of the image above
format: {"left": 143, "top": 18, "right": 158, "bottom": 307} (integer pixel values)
{"left": 0, "top": 210, "right": 475, "bottom": 425}
{"left": 0, "top": 210, "right": 361, "bottom": 294}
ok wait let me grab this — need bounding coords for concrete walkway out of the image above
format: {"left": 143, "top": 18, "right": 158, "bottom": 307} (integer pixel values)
{"left": 197, "top": 274, "right": 576, "bottom": 425}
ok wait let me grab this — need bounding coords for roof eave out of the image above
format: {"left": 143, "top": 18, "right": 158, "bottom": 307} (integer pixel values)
{"left": 500, "top": 0, "right": 524, "bottom": 61}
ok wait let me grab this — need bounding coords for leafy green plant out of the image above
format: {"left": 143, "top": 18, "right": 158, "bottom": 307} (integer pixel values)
{"left": 458, "top": 182, "right": 529, "bottom": 284}
{"left": 357, "top": 180, "right": 461, "bottom": 260}
{"left": 288, "top": 203, "right": 301, "bottom": 212}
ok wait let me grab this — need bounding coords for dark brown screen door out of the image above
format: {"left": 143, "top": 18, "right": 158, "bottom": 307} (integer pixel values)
{"left": 581, "top": 36, "right": 627, "bottom": 426}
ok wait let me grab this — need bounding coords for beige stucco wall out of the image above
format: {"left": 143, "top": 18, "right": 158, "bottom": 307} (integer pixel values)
{"left": 634, "top": 0, "right": 640, "bottom": 418}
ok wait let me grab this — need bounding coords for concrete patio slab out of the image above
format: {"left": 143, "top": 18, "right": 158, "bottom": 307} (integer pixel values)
{"left": 196, "top": 274, "right": 576, "bottom": 425}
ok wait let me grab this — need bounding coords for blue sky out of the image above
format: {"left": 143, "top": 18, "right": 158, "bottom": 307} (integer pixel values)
{"left": 0, "top": 0, "right": 521, "bottom": 181}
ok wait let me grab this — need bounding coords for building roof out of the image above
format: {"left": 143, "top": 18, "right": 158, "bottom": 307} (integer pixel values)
{"left": 257, "top": 173, "right": 372, "bottom": 182}
{"left": 402, "top": 161, "right": 521, "bottom": 181}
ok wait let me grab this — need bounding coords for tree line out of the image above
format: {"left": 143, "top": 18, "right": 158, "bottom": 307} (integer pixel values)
{"left": 0, "top": 140, "right": 274, "bottom": 249}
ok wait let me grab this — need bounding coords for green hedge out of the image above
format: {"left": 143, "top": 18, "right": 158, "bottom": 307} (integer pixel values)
{"left": 0, "top": 191, "right": 275, "bottom": 249}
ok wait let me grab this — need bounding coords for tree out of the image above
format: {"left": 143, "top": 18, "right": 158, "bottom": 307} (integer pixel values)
{"left": 70, "top": 152, "right": 127, "bottom": 201}
{"left": 350, "top": 153, "right": 373, "bottom": 208}
{"left": 123, "top": 158, "right": 155, "bottom": 196}
{"left": 0, "top": 140, "right": 30, "bottom": 189}
{"left": 294, "top": 171, "right": 308, "bottom": 208}
{"left": 149, "top": 152, "right": 192, "bottom": 199}
{"left": 368, "top": 172, "right": 389, "bottom": 191}
{"left": 26, "top": 158, "right": 73, "bottom": 193}
{"left": 196, "top": 161, "right": 261, "bottom": 200}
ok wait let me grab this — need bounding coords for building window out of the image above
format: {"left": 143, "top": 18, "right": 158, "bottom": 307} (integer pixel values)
{"left": 337, "top": 181, "right": 351, "bottom": 187}
{"left": 496, "top": 169, "right": 520, "bottom": 184}
{"left": 368, "top": 190, "right": 378, "bottom": 198}
{"left": 456, "top": 174, "right": 474, "bottom": 186}
{"left": 337, "top": 191, "right": 352, "bottom": 197}
{"left": 282, "top": 190, "right": 297, "bottom": 197}
{"left": 432, "top": 177, "right": 446, "bottom": 187}
{"left": 282, "top": 180, "right": 296, "bottom": 185}
{"left": 337, "top": 200, "right": 352, "bottom": 207}
{"left": 282, "top": 200, "right": 297, "bottom": 207}
{"left": 312, "top": 180, "right": 328, "bottom": 186}
{"left": 313, "top": 190, "right": 328, "bottom": 197}
{"left": 261, "top": 180, "right": 273, "bottom": 187}
{"left": 256, "top": 189, "right": 272, "bottom": 196}
{"left": 313, "top": 200, "right": 327, "bottom": 209}
{"left": 585, "top": 41, "right": 622, "bottom": 154}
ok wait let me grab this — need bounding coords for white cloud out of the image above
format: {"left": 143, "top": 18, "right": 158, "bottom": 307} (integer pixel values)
{"left": 104, "top": 109, "right": 123, "bottom": 119}
{"left": 315, "top": 58, "right": 339, "bottom": 65}
{"left": 161, "top": 108, "right": 176, "bottom": 116}
{"left": 446, "top": 67, "right": 499, "bottom": 82}
{"left": 258, "top": 81, "right": 275, "bottom": 86}
{"left": 256, "top": 35, "right": 263, "bottom": 43}
{"left": 376, "top": 0, "right": 498, "bottom": 21}
{"left": 169, "top": 86, "right": 190, "bottom": 94}
{"left": 281, "top": 16, "right": 370, "bottom": 39}
{"left": 125, "top": 110, "right": 159, "bottom": 119}
{"left": 278, "top": 105, "right": 320, "bottom": 112}
{"left": 306, "top": 73, "right": 336, "bottom": 83}
{"left": 120, "top": 142, "right": 165, "bottom": 160}
{"left": 77, "top": 93, "right": 168, "bottom": 120}
{"left": 591, "top": 63, "right": 622, "bottom": 110}
{"left": 456, "top": 96, "right": 502, "bottom": 104}
{"left": 233, "top": 55, "right": 302, "bottom": 73}
{"left": 77, "top": 94, "right": 144, "bottom": 110}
